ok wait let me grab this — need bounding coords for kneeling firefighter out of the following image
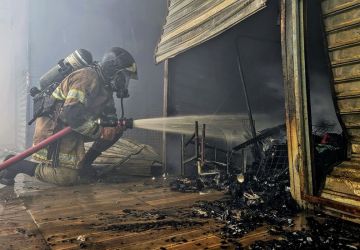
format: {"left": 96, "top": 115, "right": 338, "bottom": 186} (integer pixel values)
{"left": 0, "top": 47, "right": 138, "bottom": 186}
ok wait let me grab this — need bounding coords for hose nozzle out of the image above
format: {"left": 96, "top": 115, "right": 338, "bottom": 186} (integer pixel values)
{"left": 96, "top": 117, "right": 133, "bottom": 129}
{"left": 119, "top": 118, "right": 133, "bottom": 129}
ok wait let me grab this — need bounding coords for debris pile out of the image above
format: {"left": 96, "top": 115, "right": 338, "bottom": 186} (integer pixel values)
{"left": 169, "top": 124, "right": 360, "bottom": 248}
{"left": 169, "top": 140, "right": 300, "bottom": 238}
{"left": 251, "top": 215, "right": 360, "bottom": 249}
{"left": 90, "top": 208, "right": 205, "bottom": 234}
{"left": 102, "top": 220, "right": 204, "bottom": 232}
{"left": 170, "top": 178, "right": 202, "bottom": 192}
{"left": 190, "top": 145, "right": 300, "bottom": 238}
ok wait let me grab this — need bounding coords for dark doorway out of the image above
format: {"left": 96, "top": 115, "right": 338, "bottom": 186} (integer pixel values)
{"left": 166, "top": 0, "right": 284, "bottom": 174}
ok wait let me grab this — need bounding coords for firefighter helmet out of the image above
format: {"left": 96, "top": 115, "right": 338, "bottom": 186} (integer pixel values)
{"left": 100, "top": 47, "right": 138, "bottom": 98}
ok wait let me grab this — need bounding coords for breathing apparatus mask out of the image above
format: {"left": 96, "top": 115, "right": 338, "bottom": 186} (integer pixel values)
{"left": 110, "top": 68, "right": 132, "bottom": 99}
{"left": 100, "top": 47, "right": 137, "bottom": 99}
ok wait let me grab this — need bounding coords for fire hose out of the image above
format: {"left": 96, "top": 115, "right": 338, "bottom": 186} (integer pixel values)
{"left": 0, "top": 118, "right": 133, "bottom": 171}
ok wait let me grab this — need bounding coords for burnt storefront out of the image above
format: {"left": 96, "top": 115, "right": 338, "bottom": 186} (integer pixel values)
{"left": 155, "top": 0, "right": 360, "bottom": 222}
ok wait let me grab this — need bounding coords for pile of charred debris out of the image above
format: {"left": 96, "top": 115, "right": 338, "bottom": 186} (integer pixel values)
{"left": 169, "top": 123, "right": 359, "bottom": 249}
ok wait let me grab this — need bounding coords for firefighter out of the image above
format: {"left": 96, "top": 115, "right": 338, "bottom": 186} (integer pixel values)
{"left": 0, "top": 47, "right": 138, "bottom": 186}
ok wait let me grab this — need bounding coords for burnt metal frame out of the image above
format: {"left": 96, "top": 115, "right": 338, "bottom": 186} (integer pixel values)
{"left": 162, "top": 59, "right": 169, "bottom": 174}
{"left": 281, "top": 0, "right": 359, "bottom": 217}
{"left": 281, "top": 0, "right": 314, "bottom": 207}
{"left": 180, "top": 121, "right": 229, "bottom": 177}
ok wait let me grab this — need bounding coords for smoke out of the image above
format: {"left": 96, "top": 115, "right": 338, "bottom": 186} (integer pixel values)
{"left": 309, "top": 72, "right": 339, "bottom": 127}
{"left": 168, "top": 0, "right": 285, "bottom": 129}
{"left": 0, "top": 0, "right": 29, "bottom": 153}
{"left": 0, "top": 0, "right": 168, "bottom": 153}
{"left": 28, "top": 0, "right": 167, "bottom": 149}
{"left": 306, "top": 0, "right": 341, "bottom": 131}
{"left": 30, "top": 0, "right": 166, "bottom": 112}
{"left": 0, "top": 0, "right": 341, "bottom": 156}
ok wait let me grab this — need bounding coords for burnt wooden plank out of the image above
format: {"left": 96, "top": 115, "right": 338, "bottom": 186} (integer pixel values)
{"left": 0, "top": 187, "right": 48, "bottom": 249}
{"left": 145, "top": 192, "right": 223, "bottom": 207}
{"left": 25, "top": 183, "right": 163, "bottom": 210}
{"left": 57, "top": 225, "right": 220, "bottom": 250}
{"left": 29, "top": 197, "right": 141, "bottom": 220}
{"left": 166, "top": 235, "right": 223, "bottom": 250}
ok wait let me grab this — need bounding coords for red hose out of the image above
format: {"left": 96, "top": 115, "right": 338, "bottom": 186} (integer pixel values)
{"left": 0, "top": 127, "right": 73, "bottom": 171}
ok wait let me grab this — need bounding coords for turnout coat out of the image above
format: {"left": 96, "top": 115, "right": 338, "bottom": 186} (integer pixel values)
{"left": 32, "top": 66, "right": 116, "bottom": 185}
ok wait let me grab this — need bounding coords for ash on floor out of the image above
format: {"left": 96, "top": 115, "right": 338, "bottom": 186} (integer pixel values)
{"left": 169, "top": 135, "right": 359, "bottom": 249}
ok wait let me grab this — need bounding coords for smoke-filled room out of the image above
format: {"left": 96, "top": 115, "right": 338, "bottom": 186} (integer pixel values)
{"left": 0, "top": 0, "right": 360, "bottom": 249}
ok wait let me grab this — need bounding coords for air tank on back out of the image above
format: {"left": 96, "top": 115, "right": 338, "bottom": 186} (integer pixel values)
{"left": 38, "top": 49, "right": 93, "bottom": 90}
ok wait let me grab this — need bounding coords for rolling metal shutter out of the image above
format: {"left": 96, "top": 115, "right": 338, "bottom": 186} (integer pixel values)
{"left": 155, "top": 0, "right": 267, "bottom": 63}
{"left": 320, "top": 0, "right": 360, "bottom": 208}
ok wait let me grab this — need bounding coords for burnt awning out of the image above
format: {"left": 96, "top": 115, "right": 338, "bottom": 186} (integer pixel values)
{"left": 155, "top": 0, "right": 267, "bottom": 63}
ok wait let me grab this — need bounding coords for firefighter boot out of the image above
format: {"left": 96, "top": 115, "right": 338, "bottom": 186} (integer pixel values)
{"left": 0, "top": 155, "right": 37, "bottom": 186}
{"left": 78, "top": 149, "right": 102, "bottom": 182}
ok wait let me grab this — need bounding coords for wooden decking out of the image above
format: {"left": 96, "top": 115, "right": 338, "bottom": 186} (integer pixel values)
{"left": 1, "top": 177, "right": 230, "bottom": 249}
{"left": 0, "top": 186, "right": 47, "bottom": 250}
{"left": 26, "top": 181, "right": 225, "bottom": 250}
{"left": 0, "top": 176, "right": 308, "bottom": 249}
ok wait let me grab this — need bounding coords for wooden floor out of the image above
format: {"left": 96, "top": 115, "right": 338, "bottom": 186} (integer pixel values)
{"left": 0, "top": 186, "right": 47, "bottom": 250}
{"left": 0, "top": 177, "right": 308, "bottom": 249}
{"left": 1, "top": 177, "right": 231, "bottom": 250}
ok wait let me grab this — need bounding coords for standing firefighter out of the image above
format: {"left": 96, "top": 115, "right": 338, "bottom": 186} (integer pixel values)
{"left": 0, "top": 47, "right": 138, "bottom": 186}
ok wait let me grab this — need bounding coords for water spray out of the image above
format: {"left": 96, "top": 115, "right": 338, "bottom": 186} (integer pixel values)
{"left": 132, "top": 114, "right": 252, "bottom": 141}
{"left": 0, "top": 114, "right": 251, "bottom": 171}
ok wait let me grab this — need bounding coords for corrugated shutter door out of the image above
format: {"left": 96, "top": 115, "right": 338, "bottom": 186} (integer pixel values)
{"left": 320, "top": 0, "right": 360, "bottom": 206}
{"left": 155, "top": 0, "right": 267, "bottom": 63}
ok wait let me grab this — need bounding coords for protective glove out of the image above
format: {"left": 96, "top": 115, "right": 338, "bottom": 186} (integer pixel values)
{"left": 100, "top": 126, "right": 123, "bottom": 141}
{"left": 81, "top": 126, "right": 124, "bottom": 168}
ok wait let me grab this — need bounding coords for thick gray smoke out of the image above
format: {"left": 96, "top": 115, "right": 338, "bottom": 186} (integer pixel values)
{"left": 0, "top": 0, "right": 167, "bottom": 153}
{"left": 0, "top": 0, "right": 29, "bottom": 153}
{"left": 28, "top": 0, "right": 167, "bottom": 149}
{"left": 0, "top": 0, "right": 340, "bottom": 157}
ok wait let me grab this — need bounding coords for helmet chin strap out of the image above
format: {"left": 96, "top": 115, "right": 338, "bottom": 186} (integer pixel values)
{"left": 97, "top": 63, "right": 129, "bottom": 119}
{"left": 120, "top": 97, "right": 125, "bottom": 119}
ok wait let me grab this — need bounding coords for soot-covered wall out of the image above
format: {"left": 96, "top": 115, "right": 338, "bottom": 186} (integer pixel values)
{"left": 165, "top": 1, "right": 284, "bottom": 173}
